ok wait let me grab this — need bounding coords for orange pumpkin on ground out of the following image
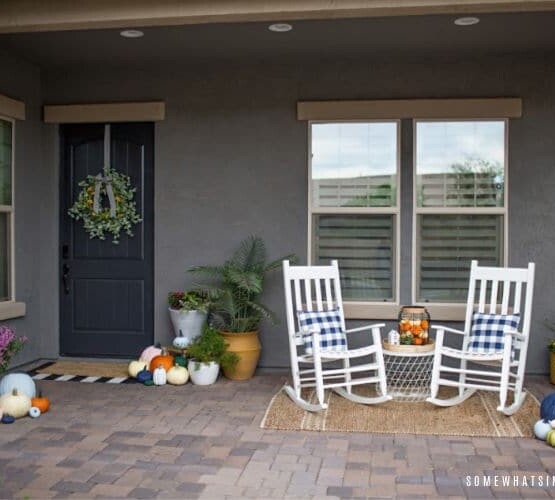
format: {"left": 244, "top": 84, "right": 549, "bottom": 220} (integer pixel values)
{"left": 149, "top": 350, "right": 175, "bottom": 372}
{"left": 31, "top": 392, "right": 50, "bottom": 413}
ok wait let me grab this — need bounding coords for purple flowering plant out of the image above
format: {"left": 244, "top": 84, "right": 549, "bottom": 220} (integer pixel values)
{"left": 0, "top": 325, "right": 27, "bottom": 374}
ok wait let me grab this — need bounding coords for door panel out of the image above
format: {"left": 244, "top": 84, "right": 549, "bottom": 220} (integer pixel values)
{"left": 60, "top": 123, "right": 154, "bottom": 357}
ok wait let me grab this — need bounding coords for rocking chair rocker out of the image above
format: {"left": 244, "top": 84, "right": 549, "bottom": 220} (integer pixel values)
{"left": 282, "top": 260, "right": 391, "bottom": 412}
{"left": 427, "top": 260, "right": 535, "bottom": 415}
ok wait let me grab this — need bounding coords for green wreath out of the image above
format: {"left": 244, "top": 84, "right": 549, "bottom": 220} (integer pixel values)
{"left": 68, "top": 166, "right": 142, "bottom": 244}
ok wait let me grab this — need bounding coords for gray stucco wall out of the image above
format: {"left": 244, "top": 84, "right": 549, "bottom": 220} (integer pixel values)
{"left": 0, "top": 50, "right": 58, "bottom": 367}
{"left": 6, "top": 51, "right": 555, "bottom": 373}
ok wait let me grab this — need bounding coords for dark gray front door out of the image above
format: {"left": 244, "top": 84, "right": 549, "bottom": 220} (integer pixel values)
{"left": 60, "top": 123, "right": 154, "bottom": 357}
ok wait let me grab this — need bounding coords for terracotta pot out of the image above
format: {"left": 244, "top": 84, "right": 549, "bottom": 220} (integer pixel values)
{"left": 220, "top": 330, "right": 261, "bottom": 380}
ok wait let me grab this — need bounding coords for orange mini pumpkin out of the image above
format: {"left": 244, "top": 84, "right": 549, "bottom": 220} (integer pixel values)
{"left": 31, "top": 391, "right": 50, "bottom": 413}
{"left": 149, "top": 350, "right": 174, "bottom": 372}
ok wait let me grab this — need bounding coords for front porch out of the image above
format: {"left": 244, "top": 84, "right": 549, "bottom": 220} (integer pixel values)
{"left": 0, "top": 369, "right": 553, "bottom": 499}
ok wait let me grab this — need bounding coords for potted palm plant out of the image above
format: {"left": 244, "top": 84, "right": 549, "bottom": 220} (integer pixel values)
{"left": 168, "top": 290, "right": 210, "bottom": 347}
{"left": 187, "top": 325, "right": 239, "bottom": 385}
{"left": 190, "top": 235, "right": 295, "bottom": 380}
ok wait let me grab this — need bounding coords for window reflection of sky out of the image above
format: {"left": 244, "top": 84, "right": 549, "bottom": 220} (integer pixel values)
{"left": 312, "top": 122, "right": 397, "bottom": 179}
{"left": 311, "top": 121, "right": 505, "bottom": 179}
{"left": 416, "top": 121, "right": 505, "bottom": 174}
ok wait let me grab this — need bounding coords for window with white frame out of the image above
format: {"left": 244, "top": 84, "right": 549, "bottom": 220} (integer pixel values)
{"left": 0, "top": 117, "right": 13, "bottom": 302}
{"left": 309, "top": 121, "right": 399, "bottom": 302}
{"left": 414, "top": 120, "right": 507, "bottom": 303}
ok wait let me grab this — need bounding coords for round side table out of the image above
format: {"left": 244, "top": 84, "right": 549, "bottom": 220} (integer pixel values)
{"left": 382, "top": 340, "right": 435, "bottom": 402}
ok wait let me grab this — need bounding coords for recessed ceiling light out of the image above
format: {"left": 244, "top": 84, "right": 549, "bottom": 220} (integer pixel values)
{"left": 454, "top": 16, "right": 480, "bottom": 26}
{"left": 120, "top": 29, "right": 144, "bottom": 38}
{"left": 268, "top": 23, "right": 293, "bottom": 33}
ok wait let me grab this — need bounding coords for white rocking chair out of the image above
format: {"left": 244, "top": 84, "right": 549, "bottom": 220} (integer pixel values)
{"left": 282, "top": 260, "right": 391, "bottom": 412}
{"left": 427, "top": 260, "right": 535, "bottom": 415}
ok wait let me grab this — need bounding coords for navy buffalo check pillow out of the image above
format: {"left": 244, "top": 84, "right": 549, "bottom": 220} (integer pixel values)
{"left": 468, "top": 312, "right": 521, "bottom": 354}
{"left": 297, "top": 308, "right": 347, "bottom": 355}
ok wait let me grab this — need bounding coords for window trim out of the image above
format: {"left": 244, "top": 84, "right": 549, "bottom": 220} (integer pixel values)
{"left": 411, "top": 118, "right": 509, "bottom": 311}
{"left": 0, "top": 115, "right": 25, "bottom": 319}
{"left": 307, "top": 119, "right": 401, "bottom": 309}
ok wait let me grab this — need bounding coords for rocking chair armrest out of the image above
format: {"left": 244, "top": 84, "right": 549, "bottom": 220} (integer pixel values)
{"left": 504, "top": 328, "right": 525, "bottom": 341}
{"left": 345, "top": 323, "right": 385, "bottom": 334}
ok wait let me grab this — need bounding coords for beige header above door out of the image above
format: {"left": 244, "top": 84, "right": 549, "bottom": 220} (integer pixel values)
{"left": 43, "top": 101, "right": 166, "bottom": 123}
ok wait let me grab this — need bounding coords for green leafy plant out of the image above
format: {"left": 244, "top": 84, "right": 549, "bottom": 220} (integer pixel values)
{"left": 67, "top": 165, "right": 142, "bottom": 244}
{"left": 168, "top": 290, "right": 210, "bottom": 312}
{"left": 187, "top": 325, "right": 239, "bottom": 370}
{"left": 189, "top": 235, "right": 296, "bottom": 333}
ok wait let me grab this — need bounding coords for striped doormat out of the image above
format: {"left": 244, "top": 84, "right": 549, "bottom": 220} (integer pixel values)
{"left": 28, "top": 360, "right": 138, "bottom": 384}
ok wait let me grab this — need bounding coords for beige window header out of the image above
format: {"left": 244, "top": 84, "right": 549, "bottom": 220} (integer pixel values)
{"left": 0, "top": 93, "right": 25, "bottom": 120}
{"left": 43, "top": 101, "right": 166, "bottom": 123}
{"left": 297, "top": 98, "right": 522, "bottom": 121}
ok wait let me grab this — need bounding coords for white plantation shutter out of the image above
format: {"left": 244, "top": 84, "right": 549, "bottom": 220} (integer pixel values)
{"left": 313, "top": 214, "right": 394, "bottom": 301}
{"left": 313, "top": 175, "right": 395, "bottom": 208}
{"left": 417, "top": 172, "right": 504, "bottom": 208}
{"left": 309, "top": 121, "right": 399, "bottom": 303}
{"left": 417, "top": 214, "right": 503, "bottom": 302}
{"left": 415, "top": 120, "right": 507, "bottom": 303}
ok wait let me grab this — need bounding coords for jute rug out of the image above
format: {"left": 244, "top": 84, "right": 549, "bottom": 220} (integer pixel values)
{"left": 28, "top": 360, "right": 135, "bottom": 384}
{"left": 261, "top": 386, "right": 539, "bottom": 437}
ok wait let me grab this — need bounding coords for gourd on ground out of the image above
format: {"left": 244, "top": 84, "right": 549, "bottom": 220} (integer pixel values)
{"left": 29, "top": 406, "right": 41, "bottom": 418}
{"left": 546, "top": 429, "right": 555, "bottom": 447}
{"left": 533, "top": 419, "right": 552, "bottom": 440}
{"left": 31, "top": 391, "right": 50, "bottom": 413}
{"left": 173, "top": 355, "right": 187, "bottom": 367}
{"left": 0, "top": 388, "right": 32, "bottom": 419}
{"left": 139, "top": 344, "right": 162, "bottom": 366}
{"left": 167, "top": 365, "right": 189, "bottom": 385}
{"left": 128, "top": 360, "right": 148, "bottom": 378}
{"left": 0, "top": 372, "right": 37, "bottom": 398}
{"left": 540, "top": 393, "right": 555, "bottom": 421}
{"left": 149, "top": 350, "right": 174, "bottom": 372}
{"left": 152, "top": 365, "right": 167, "bottom": 385}
{"left": 136, "top": 367, "right": 152, "bottom": 383}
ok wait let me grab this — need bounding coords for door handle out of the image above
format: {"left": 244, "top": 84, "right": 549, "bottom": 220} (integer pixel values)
{"left": 62, "top": 263, "right": 70, "bottom": 295}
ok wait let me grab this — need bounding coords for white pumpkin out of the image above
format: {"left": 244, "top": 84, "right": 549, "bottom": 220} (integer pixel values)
{"left": 534, "top": 419, "right": 552, "bottom": 440}
{"left": 139, "top": 345, "right": 162, "bottom": 365}
{"left": 0, "top": 372, "right": 37, "bottom": 398}
{"left": 0, "top": 388, "right": 32, "bottom": 419}
{"left": 167, "top": 365, "right": 189, "bottom": 385}
{"left": 152, "top": 365, "right": 167, "bottom": 386}
{"left": 29, "top": 406, "right": 41, "bottom": 418}
{"left": 128, "top": 360, "right": 148, "bottom": 378}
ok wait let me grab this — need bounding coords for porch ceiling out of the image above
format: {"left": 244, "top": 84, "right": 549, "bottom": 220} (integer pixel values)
{"left": 1, "top": 9, "right": 555, "bottom": 69}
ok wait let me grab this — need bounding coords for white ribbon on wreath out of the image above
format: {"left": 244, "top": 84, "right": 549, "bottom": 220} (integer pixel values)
{"left": 93, "top": 172, "right": 117, "bottom": 216}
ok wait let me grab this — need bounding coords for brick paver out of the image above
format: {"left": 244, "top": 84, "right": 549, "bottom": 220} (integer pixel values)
{"left": 0, "top": 367, "right": 553, "bottom": 499}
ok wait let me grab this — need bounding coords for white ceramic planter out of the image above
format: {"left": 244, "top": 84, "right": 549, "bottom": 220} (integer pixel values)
{"left": 188, "top": 360, "right": 220, "bottom": 385}
{"left": 168, "top": 308, "right": 207, "bottom": 346}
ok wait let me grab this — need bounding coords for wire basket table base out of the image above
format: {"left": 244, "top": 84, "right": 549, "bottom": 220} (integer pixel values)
{"left": 382, "top": 341, "right": 435, "bottom": 402}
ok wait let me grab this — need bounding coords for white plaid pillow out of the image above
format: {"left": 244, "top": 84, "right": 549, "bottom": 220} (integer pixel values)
{"left": 297, "top": 308, "right": 347, "bottom": 355}
{"left": 468, "top": 312, "right": 520, "bottom": 354}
